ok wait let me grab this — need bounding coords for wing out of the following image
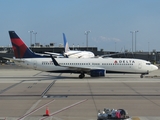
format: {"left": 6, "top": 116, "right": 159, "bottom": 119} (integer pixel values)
{"left": 100, "top": 52, "right": 126, "bottom": 58}
{"left": 45, "top": 52, "right": 62, "bottom": 56}
{"left": 44, "top": 52, "right": 66, "bottom": 58}
{"left": 50, "top": 55, "right": 105, "bottom": 72}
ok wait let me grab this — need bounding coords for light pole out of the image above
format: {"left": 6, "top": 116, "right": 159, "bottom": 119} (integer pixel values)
{"left": 115, "top": 42, "right": 116, "bottom": 52}
{"left": 28, "top": 30, "right": 33, "bottom": 47}
{"left": 33, "top": 32, "right": 37, "bottom": 45}
{"left": 130, "top": 31, "right": 134, "bottom": 53}
{"left": 84, "top": 30, "right": 91, "bottom": 50}
{"left": 148, "top": 42, "right": 150, "bottom": 53}
{"left": 73, "top": 44, "right": 74, "bottom": 50}
{"left": 135, "top": 30, "right": 138, "bottom": 52}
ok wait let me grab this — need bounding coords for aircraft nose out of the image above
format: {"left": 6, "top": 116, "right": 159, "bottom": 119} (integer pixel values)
{"left": 152, "top": 65, "right": 158, "bottom": 71}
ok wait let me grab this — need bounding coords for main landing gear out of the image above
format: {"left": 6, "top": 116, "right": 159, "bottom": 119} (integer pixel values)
{"left": 79, "top": 73, "right": 85, "bottom": 79}
{"left": 140, "top": 74, "right": 144, "bottom": 78}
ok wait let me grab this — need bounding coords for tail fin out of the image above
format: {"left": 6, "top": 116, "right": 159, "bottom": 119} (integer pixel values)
{"left": 63, "top": 33, "right": 70, "bottom": 52}
{"left": 9, "top": 31, "right": 42, "bottom": 58}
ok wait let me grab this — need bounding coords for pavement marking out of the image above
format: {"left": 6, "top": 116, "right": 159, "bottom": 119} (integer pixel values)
{"left": 24, "top": 99, "right": 42, "bottom": 116}
{"left": 55, "top": 81, "right": 160, "bottom": 83}
{"left": 41, "top": 80, "right": 56, "bottom": 97}
{"left": 17, "top": 99, "right": 55, "bottom": 120}
{"left": 134, "top": 118, "right": 140, "bottom": 120}
{"left": 52, "top": 116, "right": 63, "bottom": 120}
{"left": 33, "top": 71, "right": 44, "bottom": 76}
{"left": 132, "top": 117, "right": 140, "bottom": 120}
{"left": 0, "top": 80, "right": 24, "bottom": 94}
{"left": 40, "top": 99, "right": 88, "bottom": 120}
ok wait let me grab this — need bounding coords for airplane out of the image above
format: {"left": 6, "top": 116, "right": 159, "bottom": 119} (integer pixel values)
{"left": 44, "top": 33, "right": 95, "bottom": 58}
{"left": 45, "top": 33, "right": 123, "bottom": 58}
{"left": 8, "top": 31, "right": 158, "bottom": 79}
{"left": 62, "top": 33, "right": 95, "bottom": 58}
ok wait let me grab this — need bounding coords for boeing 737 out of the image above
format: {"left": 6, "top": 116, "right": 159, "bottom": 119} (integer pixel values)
{"left": 8, "top": 31, "right": 158, "bottom": 79}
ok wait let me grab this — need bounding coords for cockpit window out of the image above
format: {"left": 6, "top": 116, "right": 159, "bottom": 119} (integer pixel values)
{"left": 146, "top": 63, "right": 151, "bottom": 65}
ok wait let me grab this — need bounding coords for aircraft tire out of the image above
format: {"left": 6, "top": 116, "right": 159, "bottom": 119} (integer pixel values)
{"left": 79, "top": 74, "right": 82, "bottom": 79}
{"left": 140, "top": 74, "right": 143, "bottom": 78}
{"left": 79, "top": 73, "right": 85, "bottom": 79}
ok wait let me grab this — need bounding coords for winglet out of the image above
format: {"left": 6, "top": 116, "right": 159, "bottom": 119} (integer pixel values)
{"left": 50, "top": 55, "right": 60, "bottom": 66}
{"left": 63, "top": 33, "right": 70, "bottom": 53}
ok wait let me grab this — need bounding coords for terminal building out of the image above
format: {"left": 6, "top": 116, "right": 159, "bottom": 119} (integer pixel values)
{"left": 0, "top": 45, "right": 160, "bottom": 64}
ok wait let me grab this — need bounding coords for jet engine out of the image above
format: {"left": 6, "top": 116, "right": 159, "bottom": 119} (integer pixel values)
{"left": 90, "top": 69, "right": 105, "bottom": 77}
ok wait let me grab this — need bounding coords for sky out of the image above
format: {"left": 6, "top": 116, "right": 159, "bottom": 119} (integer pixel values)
{"left": 1, "top": 0, "right": 160, "bottom": 52}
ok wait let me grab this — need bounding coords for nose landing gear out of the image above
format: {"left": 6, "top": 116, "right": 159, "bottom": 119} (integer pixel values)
{"left": 140, "top": 71, "right": 149, "bottom": 78}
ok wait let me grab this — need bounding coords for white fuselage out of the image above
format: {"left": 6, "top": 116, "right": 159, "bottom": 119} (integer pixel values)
{"left": 64, "top": 51, "right": 95, "bottom": 58}
{"left": 14, "top": 57, "right": 158, "bottom": 75}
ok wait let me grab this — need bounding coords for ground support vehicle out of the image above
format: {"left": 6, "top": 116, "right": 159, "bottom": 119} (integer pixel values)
{"left": 97, "top": 108, "right": 131, "bottom": 120}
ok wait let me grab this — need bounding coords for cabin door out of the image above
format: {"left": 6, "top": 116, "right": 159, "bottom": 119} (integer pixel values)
{"left": 32, "top": 60, "right": 37, "bottom": 69}
{"left": 138, "top": 62, "right": 142, "bottom": 69}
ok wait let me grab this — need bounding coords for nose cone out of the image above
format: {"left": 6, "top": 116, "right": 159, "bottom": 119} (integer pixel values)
{"left": 152, "top": 65, "right": 158, "bottom": 71}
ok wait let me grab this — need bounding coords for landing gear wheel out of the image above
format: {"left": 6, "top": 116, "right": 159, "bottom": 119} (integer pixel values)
{"left": 140, "top": 74, "right": 144, "bottom": 78}
{"left": 79, "top": 73, "right": 85, "bottom": 79}
{"left": 79, "top": 74, "right": 83, "bottom": 79}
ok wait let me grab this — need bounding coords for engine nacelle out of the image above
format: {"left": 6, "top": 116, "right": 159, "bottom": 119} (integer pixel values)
{"left": 90, "top": 69, "right": 105, "bottom": 77}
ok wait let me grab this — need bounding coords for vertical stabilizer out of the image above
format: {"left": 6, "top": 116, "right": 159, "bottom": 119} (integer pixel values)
{"left": 8, "top": 31, "right": 42, "bottom": 58}
{"left": 63, "top": 33, "right": 70, "bottom": 52}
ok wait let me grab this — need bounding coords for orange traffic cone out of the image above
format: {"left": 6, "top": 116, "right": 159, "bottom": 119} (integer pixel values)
{"left": 43, "top": 107, "right": 50, "bottom": 116}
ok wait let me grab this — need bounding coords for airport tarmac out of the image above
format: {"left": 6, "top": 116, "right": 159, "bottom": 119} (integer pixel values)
{"left": 0, "top": 64, "right": 160, "bottom": 120}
